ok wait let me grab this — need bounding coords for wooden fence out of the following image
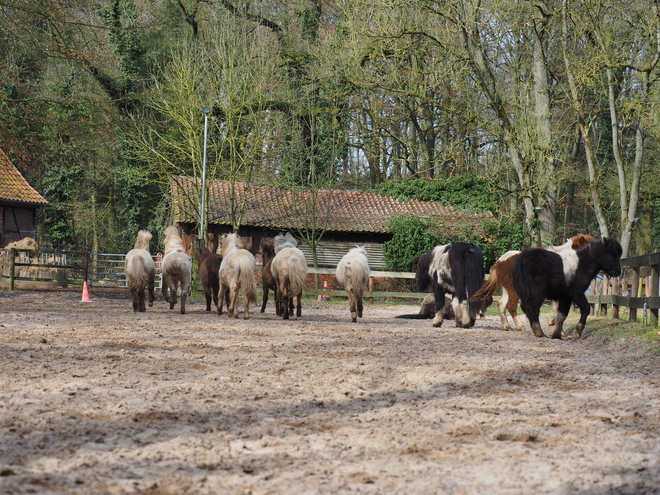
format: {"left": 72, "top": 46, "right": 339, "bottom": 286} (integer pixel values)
{"left": 586, "top": 252, "right": 660, "bottom": 326}
{"left": 3, "top": 247, "right": 660, "bottom": 325}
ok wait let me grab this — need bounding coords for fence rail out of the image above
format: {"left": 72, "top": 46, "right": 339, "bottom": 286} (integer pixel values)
{"left": 4, "top": 247, "right": 660, "bottom": 324}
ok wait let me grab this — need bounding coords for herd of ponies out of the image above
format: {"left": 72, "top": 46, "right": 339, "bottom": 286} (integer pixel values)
{"left": 124, "top": 228, "right": 623, "bottom": 339}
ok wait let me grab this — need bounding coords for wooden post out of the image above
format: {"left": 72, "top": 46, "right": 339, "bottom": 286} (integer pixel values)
{"left": 368, "top": 277, "right": 374, "bottom": 305}
{"left": 8, "top": 248, "right": 16, "bottom": 291}
{"left": 612, "top": 277, "right": 620, "bottom": 319}
{"left": 600, "top": 275, "right": 609, "bottom": 316}
{"left": 83, "top": 250, "right": 90, "bottom": 285}
{"left": 651, "top": 263, "right": 659, "bottom": 327}
{"left": 630, "top": 267, "right": 639, "bottom": 321}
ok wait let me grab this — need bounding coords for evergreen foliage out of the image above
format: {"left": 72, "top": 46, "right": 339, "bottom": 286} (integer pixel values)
{"left": 371, "top": 176, "right": 499, "bottom": 214}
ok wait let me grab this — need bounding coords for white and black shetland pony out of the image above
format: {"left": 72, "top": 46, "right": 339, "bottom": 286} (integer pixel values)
{"left": 413, "top": 242, "right": 485, "bottom": 328}
{"left": 512, "top": 237, "right": 622, "bottom": 339}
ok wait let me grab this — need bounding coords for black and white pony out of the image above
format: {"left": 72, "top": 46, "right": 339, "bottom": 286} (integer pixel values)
{"left": 413, "top": 242, "right": 485, "bottom": 328}
{"left": 512, "top": 237, "right": 622, "bottom": 339}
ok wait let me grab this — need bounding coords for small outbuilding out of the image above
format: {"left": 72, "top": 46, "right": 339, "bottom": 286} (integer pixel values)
{"left": 169, "top": 176, "right": 494, "bottom": 268}
{"left": 0, "top": 148, "right": 48, "bottom": 248}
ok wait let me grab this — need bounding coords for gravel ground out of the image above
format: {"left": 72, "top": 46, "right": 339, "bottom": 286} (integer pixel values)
{"left": 1, "top": 288, "right": 659, "bottom": 494}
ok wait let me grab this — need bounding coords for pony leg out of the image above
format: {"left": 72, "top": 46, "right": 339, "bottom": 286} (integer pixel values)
{"left": 572, "top": 294, "right": 591, "bottom": 339}
{"left": 180, "top": 289, "right": 187, "bottom": 315}
{"left": 282, "top": 296, "right": 290, "bottom": 320}
{"left": 348, "top": 290, "right": 357, "bottom": 322}
{"left": 138, "top": 289, "right": 146, "bottom": 312}
{"left": 507, "top": 293, "right": 524, "bottom": 332}
{"left": 296, "top": 292, "right": 302, "bottom": 318}
{"left": 498, "top": 288, "right": 512, "bottom": 331}
{"left": 521, "top": 301, "right": 545, "bottom": 337}
{"left": 148, "top": 282, "right": 155, "bottom": 307}
{"left": 261, "top": 287, "right": 268, "bottom": 313}
{"left": 204, "top": 287, "right": 213, "bottom": 311}
{"left": 357, "top": 290, "right": 364, "bottom": 319}
{"left": 432, "top": 289, "right": 446, "bottom": 328}
{"left": 549, "top": 300, "right": 559, "bottom": 326}
{"left": 551, "top": 299, "right": 572, "bottom": 339}
{"left": 228, "top": 288, "right": 239, "bottom": 319}
{"left": 169, "top": 282, "right": 177, "bottom": 310}
{"left": 243, "top": 293, "right": 250, "bottom": 320}
{"left": 217, "top": 285, "right": 227, "bottom": 315}
{"left": 162, "top": 281, "right": 170, "bottom": 303}
{"left": 130, "top": 288, "right": 139, "bottom": 312}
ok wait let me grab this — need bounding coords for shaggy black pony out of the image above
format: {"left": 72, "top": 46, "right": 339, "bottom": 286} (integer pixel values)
{"left": 413, "top": 242, "right": 485, "bottom": 328}
{"left": 512, "top": 237, "right": 622, "bottom": 339}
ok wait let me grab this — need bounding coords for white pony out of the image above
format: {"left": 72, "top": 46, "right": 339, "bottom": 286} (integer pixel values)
{"left": 336, "top": 246, "right": 370, "bottom": 322}
{"left": 160, "top": 225, "right": 192, "bottom": 314}
{"left": 218, "top": 233, "right": 257, "bottom": 319}
{"left": 124, "top": 230, "right": 156, "bottom": 312}
{"left": 270, "top": 233, "right": 307, "bottom": 320}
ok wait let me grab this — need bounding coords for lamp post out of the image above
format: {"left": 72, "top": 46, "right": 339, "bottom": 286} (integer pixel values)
{"left": 199, "top": 107, "right": 210, "bottom": 245}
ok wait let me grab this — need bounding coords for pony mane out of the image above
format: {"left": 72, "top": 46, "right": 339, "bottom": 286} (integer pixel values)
{"left": 134, "top": 230, "right": 152, "bottom": 251}
{"left": 274, "top": 233, "right": 298, "bottom": 253}
{"left": 571, "top": 234, "right": 596, "bottom": 250}
{"left": 219, "top": 233, "right": 244, "bottom": 257}
{"left": 163, "top": 226, "right": 185, "bottom": 255}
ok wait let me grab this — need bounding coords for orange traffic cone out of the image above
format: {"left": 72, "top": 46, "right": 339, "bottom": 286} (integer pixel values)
{"left": 322, "top": 280, "right": 330, "bottom": 301}
{"left": 81, "top": 281, "right": 92, "bottom": 302}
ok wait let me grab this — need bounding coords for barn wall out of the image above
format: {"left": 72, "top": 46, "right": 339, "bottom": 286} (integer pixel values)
{"left": 177, "top": 222, "right": 392, "bottom": 267}
{"left": 1, "top": 205, "right": 37, "bottom": 248}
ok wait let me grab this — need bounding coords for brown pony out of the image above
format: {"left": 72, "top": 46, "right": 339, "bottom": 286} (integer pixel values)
{"left": 470, "top": 234, "right": 595, "bottom": 331}
{"left": 196, "top": 247, "right": 229, "bottom": 312}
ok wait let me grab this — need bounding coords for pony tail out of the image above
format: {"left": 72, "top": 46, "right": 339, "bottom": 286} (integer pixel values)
{"left": 465, "top": 247, "right": 485, "bottom": 319}
{"left": 470, "top": 269, "right": 498, "bottom": 301}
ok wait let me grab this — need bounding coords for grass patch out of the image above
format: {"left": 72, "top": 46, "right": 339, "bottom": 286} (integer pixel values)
{"left": 583, "top": 316, "right": 660, "bottom": 353}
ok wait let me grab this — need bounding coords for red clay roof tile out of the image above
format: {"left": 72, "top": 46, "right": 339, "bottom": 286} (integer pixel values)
{"left": 0, "top": 148, "right": 48, "bottom": 205}
{"left": 171, "top": 176, "right": 492, "bottom": 234}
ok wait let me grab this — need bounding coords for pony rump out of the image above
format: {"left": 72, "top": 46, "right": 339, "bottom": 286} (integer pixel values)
{"left": 413, "top": 242, "right": 485, "bottom": 328}
{"left": 336, "top": 246, "right": 370, "bottom": 322}
{"left": 160, "top": 226, "right": 191, "bottom": 314}
{"left": 218, "top": 233, "right": 257, "bottom": 319}
{"left": 125, "top": 230, "right": 156, "bottom": 312}
{"left": 271, "top": 233, "right": 307, "bottom": 319}
{"left": 451, "top": 243, "right": 485, "bottom": 325}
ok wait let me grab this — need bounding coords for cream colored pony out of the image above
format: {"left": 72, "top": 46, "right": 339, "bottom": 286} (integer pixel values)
{"left": 218, "top": 233, "right": 257, "bottom": 319}
{"left": 270, "top": 233, "right": 307, "bottom": 320}
{"left": 336, "top": 246, "right": 370, "bottom": 322}
{"left": 124, "top": 230, "right": 156, "bottom": 312}
{"left": 160, "top": 226, "right": 192, "bottom": 314}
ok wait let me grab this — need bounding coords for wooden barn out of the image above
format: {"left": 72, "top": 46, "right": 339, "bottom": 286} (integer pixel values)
{"left": 0, "top": 148, "right": 48, "bottom": 248}
{"left": 169, "top": 176, "right": 493, "bottom": 268}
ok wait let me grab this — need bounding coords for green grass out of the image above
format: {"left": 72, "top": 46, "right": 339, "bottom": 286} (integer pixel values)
{"left": 583, "top": 316, "right": 660, "bottom": 353}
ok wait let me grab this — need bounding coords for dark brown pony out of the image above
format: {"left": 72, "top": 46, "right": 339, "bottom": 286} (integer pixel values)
{"left": 470, "top": 234, "right": 596, "bottom": 331}
{"left": 196, "top": 247, "right": 228, "bottom": 312}
{"left": 260, "top": 243, "right": 280, "bottom": 314}
{"left": 513, "top": 237, "right": 622, "bottom": 339}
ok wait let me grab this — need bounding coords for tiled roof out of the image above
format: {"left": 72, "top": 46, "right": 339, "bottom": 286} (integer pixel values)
{"left": 171, "top": 176, "right": 493, "bottom": 234}
{"left": 0, "top": 148, "right": 48, "bottom": 205}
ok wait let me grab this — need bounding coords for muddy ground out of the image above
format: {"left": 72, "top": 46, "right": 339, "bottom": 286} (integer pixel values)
{"left": 1, "top": 288, "right": 659, "bottom": 495}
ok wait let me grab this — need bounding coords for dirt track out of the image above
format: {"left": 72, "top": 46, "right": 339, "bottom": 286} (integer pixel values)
{"left": 1, "top": 289, "right": 660, "bottom": 494}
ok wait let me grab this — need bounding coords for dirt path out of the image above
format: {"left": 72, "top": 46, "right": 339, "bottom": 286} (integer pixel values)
{"left": 1, "top": 289, "right": 659, "bottom": 494}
